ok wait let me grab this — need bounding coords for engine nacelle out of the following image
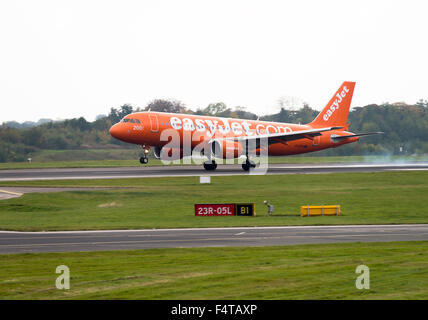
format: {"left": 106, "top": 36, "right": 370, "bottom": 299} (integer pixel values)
{"left": 210, "top": 139, "right": 243, "bottom": 159}
{"left": 153, "top": 146, "right": 184, "bottom": 161}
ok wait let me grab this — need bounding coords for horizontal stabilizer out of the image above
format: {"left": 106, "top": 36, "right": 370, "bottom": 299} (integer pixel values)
{"left": 331, "top": 132, "right": 383, "bottom": 141}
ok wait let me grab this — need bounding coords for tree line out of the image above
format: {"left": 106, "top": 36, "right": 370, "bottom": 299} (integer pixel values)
{"left": 1, "top": 99, "right": 428, "bottom": 162}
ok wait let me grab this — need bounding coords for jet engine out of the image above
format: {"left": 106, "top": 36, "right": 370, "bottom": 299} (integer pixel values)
{"left": 153, "top": 146, "right": 184, "bottom": 161}
{"left": 210, "top": 139, "right": 243, "bottom": 159}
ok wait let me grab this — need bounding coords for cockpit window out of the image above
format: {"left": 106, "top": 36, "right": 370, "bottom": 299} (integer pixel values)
{"left": 121, "top": 118, "right": 140, "bottom": 123}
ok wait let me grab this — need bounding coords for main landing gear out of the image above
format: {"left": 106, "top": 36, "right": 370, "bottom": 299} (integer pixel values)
{"left": 203, "top": 159, "right": 256, "bottom": 171}
{"left": 203, "top": 139, "right": 257, "bottom": 171}
{"left": 241, "top": 139, "right": 256, "bottom": 171}
{"left": 241, "top": 159, "right": 256, "bottom": 171}
{"left": 139, "top": 145, "right": 150, "bottom": 165}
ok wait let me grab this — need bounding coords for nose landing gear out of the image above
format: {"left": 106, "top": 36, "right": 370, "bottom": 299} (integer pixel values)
{"left": 139, "top": 145, "right": 150, "bottom": 165}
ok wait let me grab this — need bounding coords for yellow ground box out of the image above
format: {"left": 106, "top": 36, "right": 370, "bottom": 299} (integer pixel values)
{"left": 300, "top": 205, "right": 340, "bottom": 217}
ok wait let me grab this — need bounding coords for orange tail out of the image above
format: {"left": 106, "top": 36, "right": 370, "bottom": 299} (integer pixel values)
{"left": 309, "top": 81, "right": 356, "bottom": 128}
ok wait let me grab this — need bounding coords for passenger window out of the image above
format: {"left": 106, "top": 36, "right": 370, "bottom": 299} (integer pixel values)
{"left": 135, "top": 119, "right": 140, "bottom": 123}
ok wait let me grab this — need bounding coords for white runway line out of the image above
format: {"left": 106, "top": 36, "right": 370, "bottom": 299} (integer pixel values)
{"left": 0, "top": 189, "right": 23, "bottom": 196}
{"left": 1, "top": 224, "right": 427, "bottom": 234}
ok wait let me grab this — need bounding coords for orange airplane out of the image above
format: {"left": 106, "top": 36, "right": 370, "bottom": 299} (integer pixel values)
{"left": 109, "top": 81, "right": 382, "bottom": 171}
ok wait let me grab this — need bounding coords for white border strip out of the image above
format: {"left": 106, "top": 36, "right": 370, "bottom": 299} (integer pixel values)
{"left": 1, "top": 224, "right": 427, "bottom": 235}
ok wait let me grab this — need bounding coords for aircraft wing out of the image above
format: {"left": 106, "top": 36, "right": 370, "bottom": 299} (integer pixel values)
{"left": 224, "top": 126, "right": 344, "bottom": 146}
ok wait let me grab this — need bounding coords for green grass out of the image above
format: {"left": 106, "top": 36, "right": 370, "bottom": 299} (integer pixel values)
{"left": 0, "top": 171, "right": 427, "bottom": 231}
{"left": 0, "top": 241, "right": 426, "bottom": 299}
{"left": 1, "top": 154, "right": 427, "bottom": 170}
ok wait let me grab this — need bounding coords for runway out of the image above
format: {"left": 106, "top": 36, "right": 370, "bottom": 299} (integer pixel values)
{"left": 1, "top": 162, "right": 428, "bottom": 181}
{"left": 1, "top": 224, "right": 427, "bottom": 254}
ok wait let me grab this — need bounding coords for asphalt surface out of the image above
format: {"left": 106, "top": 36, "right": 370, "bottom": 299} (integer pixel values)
{"left": 1, "top": 162, "right": 428, "bottom": 181}
{"left": 1, "top": 224, "right": 427, "bottom": 254}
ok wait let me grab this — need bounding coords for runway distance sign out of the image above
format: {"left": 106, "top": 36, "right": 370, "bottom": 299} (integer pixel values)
{"left": 195, "top": 204, "right": 235, "bottom": 216}
{"left": 236, "top": 203, "right": 255, "bottom": 216}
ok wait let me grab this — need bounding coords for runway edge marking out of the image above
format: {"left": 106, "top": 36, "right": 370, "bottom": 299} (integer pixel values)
{"left": 1, "top": 224, "right": 427, "bottom": 235}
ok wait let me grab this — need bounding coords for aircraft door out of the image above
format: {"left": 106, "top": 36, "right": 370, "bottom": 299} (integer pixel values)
{"left": 313, "top": 136, "right": 320, "bottom": 146}
{"left": 149, "top": 114, "right": 159, "bottom": 133}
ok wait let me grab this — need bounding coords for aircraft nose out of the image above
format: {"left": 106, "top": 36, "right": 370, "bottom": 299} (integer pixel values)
{"left": 109, "top": 124, "right": 122, "bottom": 139}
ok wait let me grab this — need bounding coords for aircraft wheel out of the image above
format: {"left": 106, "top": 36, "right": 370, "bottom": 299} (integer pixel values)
{"left": 242, "top": 160, "right": 256, "bottom": 171}
{"left": 203, "top": 161, "right": 217, "bottom": 171}
{"left": 139, "top": 157, "right": 148, "bottom": 164}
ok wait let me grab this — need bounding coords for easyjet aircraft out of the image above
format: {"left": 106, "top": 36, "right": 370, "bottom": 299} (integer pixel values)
{"left": 109, "top": 82, "right": 382, "bottom": 171}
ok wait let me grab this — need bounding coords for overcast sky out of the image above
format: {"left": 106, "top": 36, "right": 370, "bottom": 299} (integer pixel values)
{"left": 1, "top": 0, "right": 427, "bottom": 122}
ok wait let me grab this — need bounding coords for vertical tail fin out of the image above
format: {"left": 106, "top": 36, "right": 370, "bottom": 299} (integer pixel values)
{"left": 309, "top": 81, "right": 356, "bottom": 128}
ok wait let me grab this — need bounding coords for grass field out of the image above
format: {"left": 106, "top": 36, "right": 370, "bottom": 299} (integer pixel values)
{"left": 1, "top": 154, "right": 427, "bottom": 170}
{"left": 0, "top": 241, "right": 426, "bottom": 299}
{"left": 0, "top": 171, "right": 427, "bottom": 231}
